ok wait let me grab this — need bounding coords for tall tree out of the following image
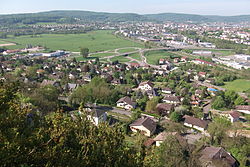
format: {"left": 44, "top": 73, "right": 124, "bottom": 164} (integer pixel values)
{"left": 80, "top": 47, "right": 89, "bottom": 58}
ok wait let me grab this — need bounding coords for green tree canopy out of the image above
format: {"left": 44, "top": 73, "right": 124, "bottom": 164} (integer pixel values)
{"left": 80, "top": 47, "right": 89, "bottom": 58}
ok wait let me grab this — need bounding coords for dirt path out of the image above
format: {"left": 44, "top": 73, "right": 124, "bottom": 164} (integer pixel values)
{"left": 0, "top": 43, "right": 16, "bottom": 47}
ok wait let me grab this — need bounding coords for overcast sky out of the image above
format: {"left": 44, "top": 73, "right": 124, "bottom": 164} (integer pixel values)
{"left": 1, "top": 0, "right": 250, "bottom": 16}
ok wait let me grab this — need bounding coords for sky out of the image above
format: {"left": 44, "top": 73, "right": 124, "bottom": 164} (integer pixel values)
{"left": 1, "top": 0, "right": 250, "bottom": 16}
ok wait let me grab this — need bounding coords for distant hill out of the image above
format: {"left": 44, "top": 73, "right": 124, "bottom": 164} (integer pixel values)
{"left": 0, "top": 10, "right": 249, "bottom": 25}
{"left": 145, "top": 13, "right": 250, "bottom": 22}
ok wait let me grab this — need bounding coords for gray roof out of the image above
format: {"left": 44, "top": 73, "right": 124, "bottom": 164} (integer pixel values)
{"left": 163, "top": 95, "right": 180, "bottom": 102}
{"left": 117, "top": 96, "right": 136, "bottom": 106}
{"left": 184, "top": 115, "right": 209, "bottom": 129}
{"left": 154, "top": 132, "right": 177, "bottom": 141}
{"left": 199, "top": 146, "right": 236, "bottom": 166}
{"left": 130, "top": 117, "right": 156, "bottom": 133}
{"left": 91, "top": 109, "right": 106, "bottom": 118}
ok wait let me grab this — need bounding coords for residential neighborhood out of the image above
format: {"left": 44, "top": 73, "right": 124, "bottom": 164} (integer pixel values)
{"left": 1, "top": 4, "right": 250, "bottom": 167}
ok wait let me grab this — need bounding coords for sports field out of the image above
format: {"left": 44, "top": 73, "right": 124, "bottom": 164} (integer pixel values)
{"left": 4, "top": 30, "right": 143, "bottom": 52}
{"left": 222, "top": 79, "right": 250, "bottom": 92}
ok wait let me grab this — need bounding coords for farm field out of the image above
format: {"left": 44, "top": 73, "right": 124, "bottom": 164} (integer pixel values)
{"left": 4, "top": 30, "right": 143, "bottom": 52}
{"left": 145, "top": 50, "right": 178, "bottom": 65}
{"left": 222, "top": 79, "right": 250, "bottom": 92}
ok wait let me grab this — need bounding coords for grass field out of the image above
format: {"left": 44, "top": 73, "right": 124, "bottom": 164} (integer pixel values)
{"left": 128, "top": 53, "right": 141, "bottom": 61}
{"left": 214, "top": 50, "right": 235, "bottom": 56}
{"left": 117, "top": 48, "right": 139, "bottom": 53}
{"left": 0, "top": 41, "right": 8, "bottom": 44}
{"left": 90, "top": 52, "right": 115, "bottom": 58}
{"left": 222, "top": 79, "right": 250, "bottom": 92}
{"left": 110, "top": 55, "right": 130, "bottom": 63}
{"left": 4, "top": 30, "right": 143, "bottom": 52}
{"left": 191, "top": 49, "right": 235, "bottom": 57}
{"left": 145, "top": 50, "right": 178, "bottom": 65}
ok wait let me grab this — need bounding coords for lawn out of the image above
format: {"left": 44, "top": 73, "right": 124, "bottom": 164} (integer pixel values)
{"left": 210, "top": 50, "right": 235, "bottom": 56}
{"left": 110, "top": 55, "right": 131, "bottom": 63}
{"left": 117, "top": 47, "right": 139, "bottom": 53}
{"left": 222, "top": 79, "right": 250, "bottom": 92}
{"left": 90, "top": 52, "right": 115, "bottom": 58}
{"left": 4, "top": 30, "right": 143, "bottom": 52}
{"left": 191, "top": 49, "right": 235, "bottom": 57}
{"left": 145, "top": 50, "right": 178, "bottom": 65}
{"left": 0, "top": 41, "right": 7, "bottom": 44}
{"left": 128, "top": 53, "right": 141, "bottom": 61}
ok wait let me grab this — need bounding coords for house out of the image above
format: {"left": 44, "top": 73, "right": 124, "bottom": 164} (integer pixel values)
{"left": 192, "top": 59, "right": 215, "bottom": 66}
{"left": 154, "top": 132, "right": 177, "bottom": 146}
{"left": 162, "top": 87, "right": 173, "bottom": 94}
{"left": 228, "top": 111, "right": 240, "bottom": 123}
{"left": 138, "top": 81, "right": 154, "bottom": 91}
{"left": 199, "top": 146, "right": 237, "bottom": 167}
{"left": 159, "top": 59, "right": 165, "bottom": 65}
{"left": 163, "top": 95, "right": 180, "bottom": 104}
{"left": 70, "top": 109, "right": 107, "bottom": 126}
{"left": 181, "top": 56, "right": 188, "bottom": 62}
{"left": 156, "top": 103, "right": 174, "bottom": 116}
{"left": 41, "top": 79, "right": 60, "bottom": 87}
{"left": 86, "top": 109, "right": 108, "bottom": 126}
{"left": 145, "top": 89, "right": 158, "bottom": 99}
{"left": 199, "top": 72, "right": 207, "bottom": 78}
{"left": 195, "top": 89, "right": 203, "bottom": 98}
{"left": 65, "top": 83, "right": 78, "bottom": 92}
{"left": 129, "top": 117, "right": 156, "bottom": 137}
{"left": 128, "top": 62, "right": 140, "bottom": 69}
{"left": 153, "top": 132, "right": 187, "bottom": 147}
{"left": 82, "top": 74, "right": 92, "bottom": 82}
{"left": 183, "top": 115, "right": 209, "bottom": 132}
{"left": 117, "top": 96, "right": 136, "bottom": 110}
{"left": 111, "top": 78, "right": 122, "bottom": 85}
{"left": 235, "top": 105, "right": 250, "bottom": 114}
{"left": 174, "top": 58, "right": 180, "bottom": 63}
{"left": 191, "top": 95, "right": 202, "bottom": 107}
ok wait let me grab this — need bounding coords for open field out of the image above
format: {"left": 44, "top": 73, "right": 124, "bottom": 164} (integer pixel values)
{"left": 0, "top": 40, "right": 16, "bottom": 47}
{"left": 222, "top": 79, "right": 250, "bottom": 92}
{"left": 117, "top": 47, "right": 139, "bottom": 53}
{"left": 4, "top": 30, "right": 143, "bottom": 52}
{"left": 213, "top": 50, "right": 235, "bottom": 56}
{"left": 145, "top": 50, "right": 178, "bottom": 65}
{"left": 128, "top": 53, "right": 141, "bottom": 61}
{"left": 0, "top": 41, "right": 8, "bottom": 44}
{"left": 90, "top": 52, "right": 115, "bottom": 58}
{"left": 191, "top": 49, "right": 235, "bottom": 56}
{"left": 110, "top": 55, "right": 131, "bottom": 63}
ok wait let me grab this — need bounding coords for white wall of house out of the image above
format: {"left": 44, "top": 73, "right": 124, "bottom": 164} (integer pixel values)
{"left": 156, "top": 140, "right": 163, "bottom": 147}
{"left": 162, "top": 90, "right": 172, "bottom": 94}
{"left": 87, "top": 113, "right": 107, "bottom": 126}
{"left": 130, "top": 125, "right": 152, "bottom": 137}
{"left": 184, "top": 122, "right": 205, "bottom": 132}
{"left": 139, "top": 84, "right": 153, "bottom": 91}
{"left": 117, "top": 102, "right": 134, "bottom": 110}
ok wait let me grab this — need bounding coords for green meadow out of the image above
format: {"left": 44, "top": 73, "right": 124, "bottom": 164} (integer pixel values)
{"left": 222, "top": 79, "right": 250, "bottom": 92}
{"left": 145, "top": 50, "right": 178, "bottom": 65}
{"left": 4, "top": 30, "right": 143, "bottom": 52}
